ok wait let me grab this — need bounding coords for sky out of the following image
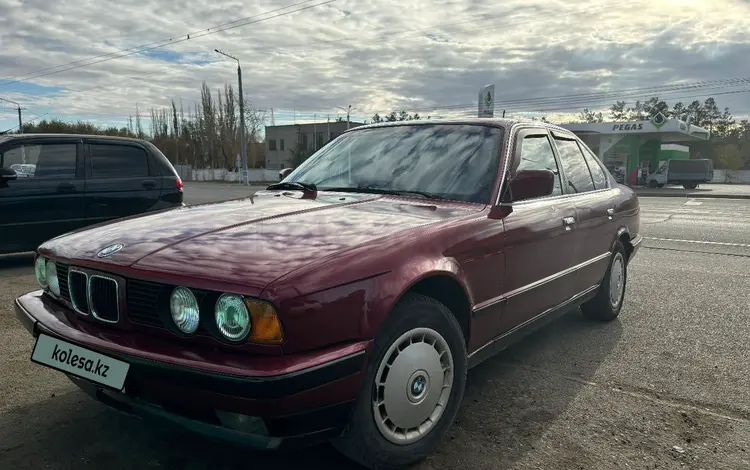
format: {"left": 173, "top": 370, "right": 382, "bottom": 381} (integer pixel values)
{"left": 1, "top": 0, "right": 750, "bottom": 133}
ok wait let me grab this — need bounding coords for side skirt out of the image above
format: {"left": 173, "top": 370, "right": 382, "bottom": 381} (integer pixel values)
{"left": 467, "top": 284, "right": 600, "bottom": 370}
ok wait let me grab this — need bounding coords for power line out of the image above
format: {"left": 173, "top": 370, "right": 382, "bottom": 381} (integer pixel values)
{"left": 0, "top": 0, "right": 335, "bottom": 87}
{"left": 345, "top": 76, "right": 750, "bottom": 116}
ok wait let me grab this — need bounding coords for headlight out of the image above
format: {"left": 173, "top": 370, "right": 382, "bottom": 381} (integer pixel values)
{"left": 215, "top": 294, "right": 251, "bottom": 341}
{"left": 34, "top": 256, "right": 48, "bottom": 288}
{"left": 170, "top": 287, "right": 200, "bottom": 334}
{"left": 46, "top": 260, "right": 60, "bottom": 296}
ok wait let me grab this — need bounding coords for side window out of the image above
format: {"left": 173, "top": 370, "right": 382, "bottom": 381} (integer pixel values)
{"left": 1, "top": 144, "right": 77, "bottom": 179}
{"left": 90, "top": 144, "right": 148, "bottom": 178}
{"left": 516, "top": 134, "right": 563, "bottom": 197}
{"left": 554, "top": 137, "right": 596, "bottom": 193}
{"left": 578, "top": 143, "right": 607, "bottom": 189}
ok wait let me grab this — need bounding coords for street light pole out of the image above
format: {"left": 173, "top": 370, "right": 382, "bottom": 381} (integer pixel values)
{"left": 215, "top": 49, "right": 248, "bottom": 185}
{"left": 337, "top": 105, "right": 354, "bottom": 130}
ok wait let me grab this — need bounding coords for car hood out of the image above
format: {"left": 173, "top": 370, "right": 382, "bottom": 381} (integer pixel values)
{"left": 42, "top": 191, "right": 480, "bottom": 293}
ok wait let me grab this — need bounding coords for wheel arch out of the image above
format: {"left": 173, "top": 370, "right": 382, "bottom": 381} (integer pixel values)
{"left": 386, "top": 269, "right": 473, "bottom": 349}
{"left": 614, "top": 226, "right": 634, "bottom": 261}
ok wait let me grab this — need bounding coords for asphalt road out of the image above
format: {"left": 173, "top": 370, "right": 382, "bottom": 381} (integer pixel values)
{"left": 1, "top": 195, "right": 749, "bottom": 470}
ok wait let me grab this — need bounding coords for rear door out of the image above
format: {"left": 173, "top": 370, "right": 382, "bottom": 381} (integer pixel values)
{"left": 0, "top": 138, "right": 85, "bottom": 253}
{"left": 84, "top": 139, "right": 162, "bottom": 223}
{"left": 550, "top": 131, "right": 615, "bottom": 293}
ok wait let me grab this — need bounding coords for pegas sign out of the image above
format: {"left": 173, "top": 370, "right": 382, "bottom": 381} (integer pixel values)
{"left": 612, "top": 123, "right": 644, "bottom": 131}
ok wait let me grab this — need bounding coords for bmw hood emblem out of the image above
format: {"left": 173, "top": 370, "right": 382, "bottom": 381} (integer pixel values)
{"left": 96, "top": 243, "right": 124, "bottom": 258}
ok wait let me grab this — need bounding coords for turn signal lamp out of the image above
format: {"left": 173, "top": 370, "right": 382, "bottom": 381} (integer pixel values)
{"left": 245, "top": 299, "right": 284, "bottom": 345}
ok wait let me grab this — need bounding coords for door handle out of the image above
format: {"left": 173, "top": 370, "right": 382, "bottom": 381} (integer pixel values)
{"left": 562, "top": 216, "right": 576, "bottom": 230}
{"left": 607, "top": 208, "right": 615, "bottom": 219}
{"left": 57, "top": 183, "right": 76, "bottom": 193}
{"left": 142, "top": 180, "right": 157, "bottom": 189}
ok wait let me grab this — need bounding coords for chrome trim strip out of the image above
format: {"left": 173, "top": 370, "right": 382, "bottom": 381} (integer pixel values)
{"left": 469, "top": 284, "right": 600, "bottom": 360}
{"left": 473, "top": 252, "right": 611, "bottom": 312}
{"left": 68, "top": 268, "right": 90, "bottom": 316}
{"left": 87, "top": 274, "right": 120, "bottom": 324}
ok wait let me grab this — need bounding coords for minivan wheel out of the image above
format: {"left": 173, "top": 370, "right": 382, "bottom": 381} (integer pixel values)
{"left": 581, "top": 240, "right": 628, "bottom": 322}
{"left": 333, "top": 293, "right": 467, "bottom": 470}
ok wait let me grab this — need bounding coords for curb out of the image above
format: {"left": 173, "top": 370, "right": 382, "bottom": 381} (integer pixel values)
{"left": 635, "top": 192, "right": 750, "bottom": 200}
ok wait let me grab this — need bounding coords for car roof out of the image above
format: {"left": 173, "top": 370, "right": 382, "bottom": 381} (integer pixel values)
{"left": 0, "top": 133, "right": 148, "bottom": 143}
{"left": 345, "top": 117, "right": 577, "bottom": 135}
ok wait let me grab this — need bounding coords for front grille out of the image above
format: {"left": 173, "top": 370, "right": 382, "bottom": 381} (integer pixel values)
{"left": 127, "top": 279, "right": 165, "bottom": 327}
{"left": 69, "top": 270, "right": 89, "bottom": 314}
{"left": 56, "top": 263, "right": 71, "bottom": 302}
{"left": 127, "top": 279, "right": 209, "bottom": 332}
{"left": 89, "top": 276, "right": 119, "bottom": 323}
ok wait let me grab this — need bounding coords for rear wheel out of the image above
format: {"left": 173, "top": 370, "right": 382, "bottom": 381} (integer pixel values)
{"left": 581, "top": 240, "right": 627, "bottom": 322}
{"left": 648, "top": 180, "right": 659, "bottom": 188}
{"left": 333, "top": 293, "right": 467, "bottom": 470}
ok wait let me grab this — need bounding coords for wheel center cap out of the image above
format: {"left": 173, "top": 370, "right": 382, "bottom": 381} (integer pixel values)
{"left": 407, "top": 370, "right": 429, "bottom": 403}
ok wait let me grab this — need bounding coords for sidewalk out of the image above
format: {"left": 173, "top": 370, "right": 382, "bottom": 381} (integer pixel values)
{"left": 633, "top": 183, "right": 750, "bottom": 199}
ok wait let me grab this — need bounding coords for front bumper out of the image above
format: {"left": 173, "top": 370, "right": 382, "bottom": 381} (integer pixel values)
{"left": 15, "top": 290, "right": 370, "bottom": 449}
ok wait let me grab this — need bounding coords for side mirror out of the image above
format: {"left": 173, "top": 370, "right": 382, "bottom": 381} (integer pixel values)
{"left": 279, "top": 167, "right": 293, "bottom": 180}
{"left": 507, "top": 169, "right": 555, "bottom": 202}
{"left": 0, "top": 167, "right": 18, "bottom": 181}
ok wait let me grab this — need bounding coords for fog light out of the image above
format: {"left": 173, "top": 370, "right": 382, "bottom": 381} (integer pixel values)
{"left": 215, "top": 410, "right": 269, "bottom": 435}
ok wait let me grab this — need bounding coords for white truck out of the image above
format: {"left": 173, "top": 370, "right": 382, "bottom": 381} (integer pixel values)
{"left": 646, "top": 158, "right": 714, "bottom": 190}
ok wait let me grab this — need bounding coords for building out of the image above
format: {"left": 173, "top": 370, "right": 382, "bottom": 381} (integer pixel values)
{"left": 559, "top": 113, "right": 710, "bottom": 185}
{"left": 264, "top": 121, "right": 364, "bottom": 170}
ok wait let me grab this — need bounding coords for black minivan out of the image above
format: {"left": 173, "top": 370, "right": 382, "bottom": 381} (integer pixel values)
{"left": 0, "top": 134, "right": 184, "bottom": 255}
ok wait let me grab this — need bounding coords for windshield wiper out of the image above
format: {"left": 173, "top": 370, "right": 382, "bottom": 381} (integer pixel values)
{"left": 266, "top": 181, "right": 317, "bottom": 192}
{"left": 323, "top": 186, "right": 446, "bottom": 200}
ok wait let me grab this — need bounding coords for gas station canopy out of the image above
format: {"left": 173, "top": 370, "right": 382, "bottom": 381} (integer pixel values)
{"left": 558, "top": 113, "right": 710, "bottom": 185}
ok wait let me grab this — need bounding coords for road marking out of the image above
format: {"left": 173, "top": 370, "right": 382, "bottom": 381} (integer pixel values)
{"left": 684, "top": 200, "right": 702, "bottom": 206}
{"left": 645, "top": 237, "right": 750, "bottom": 248}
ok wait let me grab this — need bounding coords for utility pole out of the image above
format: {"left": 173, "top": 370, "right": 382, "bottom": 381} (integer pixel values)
{"left": 215, "top": 48, "right": 248, "bottom": 185}
{"left": 1, "top": 97, "right": 25, "bottom": 134}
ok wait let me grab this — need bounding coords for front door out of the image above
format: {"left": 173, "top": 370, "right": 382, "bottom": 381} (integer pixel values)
{"left": 497, "top": 128, "right": 580, "bottom": 334}
{"left": 0, "top": 139, "right": 85, "bottom": 254}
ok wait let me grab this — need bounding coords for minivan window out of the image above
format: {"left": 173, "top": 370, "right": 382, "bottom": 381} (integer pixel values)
{"left": 286, "top": 124, "right": 505, "bottom": 204}
{"left": 1, "top": 143, "right": 77, "bottom": 179}
{"left": 516, "top": 135, "right": 563, "bottom": 197}
{"left": 90, "top": 144, "right": 149, "bottom": 178}
{"left": 554, "top": 138, "right": 596, "bottom": 193}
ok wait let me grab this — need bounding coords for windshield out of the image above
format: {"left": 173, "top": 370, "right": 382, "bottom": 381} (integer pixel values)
{"left": 285, "top": 123, "right": 505, "bottom": 204}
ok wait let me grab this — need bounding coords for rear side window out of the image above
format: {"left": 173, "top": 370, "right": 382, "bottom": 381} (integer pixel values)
{"left": 554, "top": 138, "right": 596, "bottom": 194}
{"left": 578, "top": 143, "right": 607, "bottom": 189}
{"left": 90, "top": 144, "right": 149, "bottom": 178}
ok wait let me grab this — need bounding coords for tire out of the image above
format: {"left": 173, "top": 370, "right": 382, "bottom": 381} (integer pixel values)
{"left": 581, "top": 240, "right": 628, "bottom": 322}
{"left": 658, "top": 184, "right": 664, "bottom": 188}
{"left": 333, "top": 293, "right": 468, "bottom": 470}
{"left": 648, "top": 180, "right": 659, "bottom": 188}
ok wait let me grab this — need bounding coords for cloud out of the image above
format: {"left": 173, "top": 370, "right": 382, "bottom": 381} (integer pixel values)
{"left": 1, "top": 0, "right": 750, "bottom": 132}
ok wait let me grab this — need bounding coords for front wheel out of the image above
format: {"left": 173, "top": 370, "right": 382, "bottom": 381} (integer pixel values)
{"left": 581, "top": 240, "right": 628, "bottom": 322}
{"left": 333, "top": 293, "right": 468, "bottom": 470}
